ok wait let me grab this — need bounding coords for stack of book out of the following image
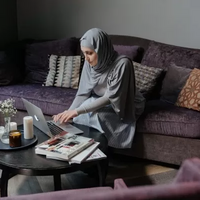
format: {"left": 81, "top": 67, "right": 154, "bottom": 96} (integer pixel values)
{"left": 35, "top": 132, "right": 106, "bottom": 164}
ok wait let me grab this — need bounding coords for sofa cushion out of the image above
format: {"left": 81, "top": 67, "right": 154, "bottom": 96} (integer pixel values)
{"left": 44, "top": 55, "right": 83, "bottom": 89}
{"left": 137, "top": 100, "right": 200, "bottom": 138}
{"left": 113, "top": 45, "right": 144, "bottom": 62}
{"left": 141, "top": 40, "right": 200, "bottom": 70}
{"left": 0, "top": 84, "right": 77, "bottom": 116}
{"left": 160, "top": 63, "right": 192, "bottom": 104}
{"left": 132, "top": 61, "right": 164, "bottom": 99}
{"left": 24, "top": 37, "right": 79, "bottom": 84}
{"left": 176, "top": 68, "right": 200, "bottom": 111}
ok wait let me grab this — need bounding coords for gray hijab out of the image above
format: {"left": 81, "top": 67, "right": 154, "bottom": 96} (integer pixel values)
{"left": 78, "top": 28, "right": 136, "bottom": 122}
{"left": 80, "top": 28, "right": 117, "bottom": 73}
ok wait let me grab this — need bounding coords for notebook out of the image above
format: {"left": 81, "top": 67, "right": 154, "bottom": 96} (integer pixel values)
{"left": 22, "top": 98, "right": 83, "bottom": 137}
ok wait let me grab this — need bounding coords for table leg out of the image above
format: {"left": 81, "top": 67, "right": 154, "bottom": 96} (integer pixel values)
{"left": 1, "top": 169, "right": 9, "bottom": 197}
{"left": 97, "top": 163, "right": 104, "bottom": 186}
{"left": 53, "top": 174, "right": 61, "bottom": 191}
{"left": 97, "top": 159, "right": 108, "bottom": 186}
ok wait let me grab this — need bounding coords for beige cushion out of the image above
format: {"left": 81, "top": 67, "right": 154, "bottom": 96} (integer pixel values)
{"left": 44, "top": 55, "right": 84, "bottom": 89}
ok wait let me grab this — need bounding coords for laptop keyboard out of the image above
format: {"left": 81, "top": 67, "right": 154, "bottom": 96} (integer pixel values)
{"left": 47, "top": 121, "right": 64, "bottom": 136}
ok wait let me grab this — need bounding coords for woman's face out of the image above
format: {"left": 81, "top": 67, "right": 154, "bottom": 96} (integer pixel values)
{"left": 81, "top": 47, "right": 98, "bottom": 67}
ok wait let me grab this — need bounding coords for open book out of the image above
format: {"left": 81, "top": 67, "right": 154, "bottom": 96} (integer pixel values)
{"left": 35, "top": 132, "right": 94, "bottom": 160}
{"left": 85, "top": 148, "right": 107, "bottom": 162}
{"left": 46, "top": 142, "right": 102, "bottom": 164}
{"left": 47, "top": 147, "right": 107, "bottom": 164}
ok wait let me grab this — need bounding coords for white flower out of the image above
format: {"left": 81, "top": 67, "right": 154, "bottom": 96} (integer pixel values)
{"left": 0, "top": 98, "right": 17, "bottom": 117}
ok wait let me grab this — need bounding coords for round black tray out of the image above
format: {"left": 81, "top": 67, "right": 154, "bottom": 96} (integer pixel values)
{"left": 0, "top": 134, "right": 38, "bottom": 150}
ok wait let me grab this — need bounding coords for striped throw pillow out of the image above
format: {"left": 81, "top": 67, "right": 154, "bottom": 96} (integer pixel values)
{"left": 44, "top": 55, "right": 84, "bottom": 89}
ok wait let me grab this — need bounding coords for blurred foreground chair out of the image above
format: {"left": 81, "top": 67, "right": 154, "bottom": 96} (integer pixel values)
{"left": 1, "top": 157, "right": 200, "bottom": 200}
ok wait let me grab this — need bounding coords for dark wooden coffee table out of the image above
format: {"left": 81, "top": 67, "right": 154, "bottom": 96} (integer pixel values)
{"left": 0, "top": 124, "right": 108, "bottom": 197}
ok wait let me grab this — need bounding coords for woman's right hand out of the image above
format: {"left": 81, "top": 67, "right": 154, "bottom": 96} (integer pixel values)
{"left": 53, "top": 110, "right": 78, "bottom": 123}
{"left": 52, "top": 111, "right": 65, "bottom": 123}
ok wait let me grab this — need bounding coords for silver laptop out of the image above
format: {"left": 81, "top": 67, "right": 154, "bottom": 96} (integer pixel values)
{"left": 22, "top": 98, "right": 83, "bottom": 137}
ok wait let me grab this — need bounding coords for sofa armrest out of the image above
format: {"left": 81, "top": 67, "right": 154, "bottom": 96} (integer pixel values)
{"left": 0, "top": 187, "right": 112, "bottom": 200}
{"left": 114, "top": 178, "right": 128, "bottom": 190}
{"left": 173, "top": 157, "right": 200, "bottom": 183}
{"left": 2, "top": 182, "right": 200, "bottom": 200}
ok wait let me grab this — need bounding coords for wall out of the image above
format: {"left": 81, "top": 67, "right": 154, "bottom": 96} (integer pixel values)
{"left": 17, "top": 0, "right": 200, "bottom": 48}
{"left": 0, "top": 0, "right": 18, "bottom": 49}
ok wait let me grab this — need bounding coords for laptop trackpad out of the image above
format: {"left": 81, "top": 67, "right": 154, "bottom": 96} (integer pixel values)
{"left": 50, "top": 120, "right": 83, "bottom": 135}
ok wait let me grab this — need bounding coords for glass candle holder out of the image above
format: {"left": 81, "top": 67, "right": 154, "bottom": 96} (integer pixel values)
{"left": 1, "top": 116, "right": 11, "bottom": 144}
{"left": 9, "top": 130, "right": 22, "bottom": 148}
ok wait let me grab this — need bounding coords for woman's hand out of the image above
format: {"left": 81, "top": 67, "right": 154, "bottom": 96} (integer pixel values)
{"left": 53, "top": 110, "right": 78, "bottom": 123}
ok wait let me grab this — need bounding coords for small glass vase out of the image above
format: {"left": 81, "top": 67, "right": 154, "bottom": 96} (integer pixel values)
{"left": 1, "top": 116, "right": 11, "bottom": 144}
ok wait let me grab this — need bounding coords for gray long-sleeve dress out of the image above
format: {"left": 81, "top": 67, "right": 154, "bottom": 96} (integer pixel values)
{"left": 68, "top": 58, "right": 145, "bottom": 149}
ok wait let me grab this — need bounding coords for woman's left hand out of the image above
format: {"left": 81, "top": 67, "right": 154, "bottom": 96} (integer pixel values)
{"left": 53, "top": 110, "right": 78, "bottom": 123}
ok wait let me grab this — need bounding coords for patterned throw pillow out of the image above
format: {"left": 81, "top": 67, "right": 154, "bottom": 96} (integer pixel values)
{"left": 44, "top": 55, "right": 84, "bottom": 89}
{"left": 132, "top": 61, "right": 164, "bottom": 96}
{"left": 176, "top": 68, "right": 200, "bottom": 111}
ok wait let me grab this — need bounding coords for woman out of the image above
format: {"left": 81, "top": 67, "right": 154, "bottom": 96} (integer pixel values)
{"left": 53, "top": 28, "right": 145, "bottom": 148}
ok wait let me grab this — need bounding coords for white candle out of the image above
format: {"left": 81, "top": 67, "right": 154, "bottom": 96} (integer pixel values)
{"left": 10, "top": 122, "right": 17, "bottom": 131}
{"left": 23, "top": 116, "right": 34, "bottom": 139}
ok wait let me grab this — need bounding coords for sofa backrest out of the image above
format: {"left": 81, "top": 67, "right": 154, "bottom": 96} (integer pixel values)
{"left": 109, "top": 35, "right": 151, "bottom": 52}
{"left": 0, "top": 35, "right": 151, "bottom": 87}
{"left": 141, "top": 40, "right": 200, "bottom": 70}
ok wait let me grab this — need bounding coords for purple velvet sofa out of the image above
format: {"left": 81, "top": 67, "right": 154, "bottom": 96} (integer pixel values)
{"left": 1, "top": 35, "right": 200, "bottom": 166}
{"left": 1, "top": 157, "right": 200, "bottom": 200}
